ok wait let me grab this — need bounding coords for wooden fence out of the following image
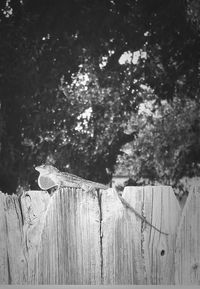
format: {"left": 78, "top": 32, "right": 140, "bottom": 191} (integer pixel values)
{"left": 0, "top": 185, "right": 199, "bottom": 285}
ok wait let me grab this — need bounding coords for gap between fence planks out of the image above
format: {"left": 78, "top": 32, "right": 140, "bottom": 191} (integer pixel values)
{"left": 0, "top": 184, "right": 194, "bottom": 285}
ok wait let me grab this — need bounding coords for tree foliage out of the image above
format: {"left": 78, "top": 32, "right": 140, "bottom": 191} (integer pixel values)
{"left": 0, "top": 0, "right": 200, "bottom": 193}
{"left": 116, "top": 97, "right": 200, "bottom": 185}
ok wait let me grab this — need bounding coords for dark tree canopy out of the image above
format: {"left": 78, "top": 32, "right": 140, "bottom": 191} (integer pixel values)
{"left": 0, "top": 0, "right": 200, "bottom": 193}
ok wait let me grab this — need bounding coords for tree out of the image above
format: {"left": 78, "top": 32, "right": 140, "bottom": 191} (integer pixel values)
{"left": 115, "top": 97, "right": 200, "bottom": 185}
{"left": 0, "top": 0, "right": 200, "bottom": 193}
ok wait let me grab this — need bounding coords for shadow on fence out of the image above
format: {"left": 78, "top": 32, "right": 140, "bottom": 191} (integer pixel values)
{"left": 0, "top": 185, "right": 199, "bottom": 285}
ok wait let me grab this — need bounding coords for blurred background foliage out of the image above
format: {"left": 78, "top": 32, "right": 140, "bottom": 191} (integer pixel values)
{"left": 0, "top": 0, "right": 200, "bottom": 194}
{"left": 115, "top": 97, "right": 200, "bottom": 184}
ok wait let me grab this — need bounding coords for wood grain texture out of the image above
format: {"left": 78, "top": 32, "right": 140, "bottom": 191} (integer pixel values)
{"left": 175, "top": 184, "right": 200, "bottom": 285}
{"left": 0, "top": 192, "right": 28, "bottom": 284}
{"left": 1, "top": 185, "right": 196, "bottom": 285}
{"left": 31, "top": 187, "right": 101, "bottom": 284}
{"left": 101, "top": 186, "right": 181, "bottom": 284}
{"left": 20, "top": 190, "right": 51, "bottom": 283}
{"left": 0, "top": 192, "right": 10, "bottom": 284}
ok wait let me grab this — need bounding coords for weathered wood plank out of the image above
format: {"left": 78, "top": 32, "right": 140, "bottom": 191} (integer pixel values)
{"left": 0, "top": 192, "right": 28, "bottom": 284}
{"left": 0, "top": 192, "right": 9, "bottom": 284}
{"left": 175, "top": 184, "right": 200, "bottom": 285}
{"left": 20, "top": 190, "right": 51, "bottom": 283}
{"left": 27, "top": 188, "right": 101, "bottom": 284}
{"left": 101, "top": 186, "right": 181, "bottom": 284}
{"left": 0, "top": 185, "right": 193, "bottom": 285}
{"left": 142, "top": 186, "right": 181, "bottom": 284}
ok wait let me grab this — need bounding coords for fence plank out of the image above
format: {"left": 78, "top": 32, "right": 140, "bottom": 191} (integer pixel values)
{"left": 0, "top": 192, "right": 9, "bottom": 284}
{"left": 175, "top": 184, "right": 200, "bottom": 285}
{"left": 24, "top": 188, "right": 101, "bottom": 284}
{"left": 0, "top": 192, "right": 28, "bottom": 284}
{"left": 0, "top": 185, "right": 189, "bottom": 285}
{"left": 20, "top": 190, "right": 51, "bottom": 283}
{"left": 101, "top": 186, "right": 181, "bottom": 284}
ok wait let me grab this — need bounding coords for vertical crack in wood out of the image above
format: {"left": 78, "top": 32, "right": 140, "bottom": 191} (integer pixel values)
{"left": 15, "top": 196, "right": 29, "bottom": 279}
{"left": 97, "top": 190, "right": 103, "bottom": 284}
{"left": 17, "top": 196, "right": 24, "bottom": 226}
{"left": 4, "top": 208, "right": 12, "bottom": 284}
{"left": 6, "top": 251, "right": 11, "bottom": 284}
{"left": 141, "top": 188, "right": 146, "bottom": 282}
